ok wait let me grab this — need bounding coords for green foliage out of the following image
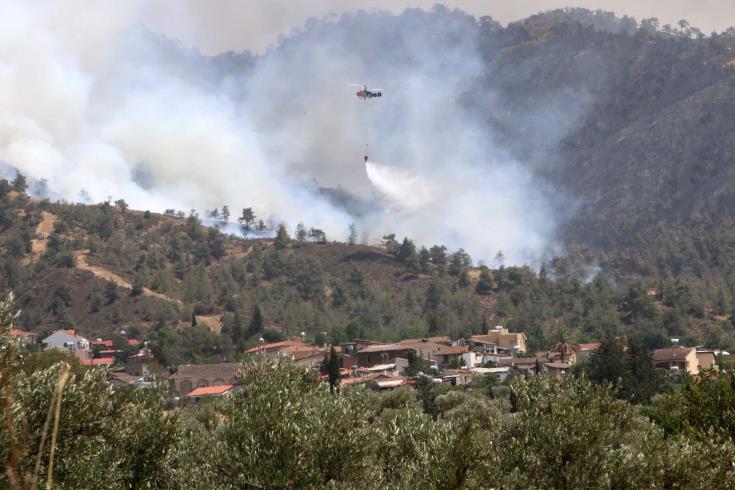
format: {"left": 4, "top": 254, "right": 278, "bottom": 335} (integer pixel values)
{"left": 327, "top": 345, "right": 340, "bottom": 393}
{"left": 646, "top": 369, "right": 735, "bottom": 440}
{"left": 274, "top": 223, "right": 290, "bottom": 249}
{"left": 248, "top": 304, "right": 264, "bottom": 338}
{"left": 3, "top": 192, "right": 735, "bottom": 365}
{"left": 588, "top": 334, "right": 663, "bottom": 403}
{"left": 497, "top": 375, "right": 735, "bottom": 488}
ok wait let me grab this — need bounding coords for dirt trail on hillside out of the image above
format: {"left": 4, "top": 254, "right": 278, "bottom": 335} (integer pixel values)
{"left": 74, "top": 250, "right": 182, "bottom": 306}
{"left": 23, "top": 211, "right": 57, "bottom": 264}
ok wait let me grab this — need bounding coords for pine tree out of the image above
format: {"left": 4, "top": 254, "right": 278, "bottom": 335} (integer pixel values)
{"left": 12, "top": 171, "right": 27, "bottom": 193}
{"left": 418, "top": 246, "right": 431, "bottom": 273}
{"left": 622, "top": 335, "right": 660, "bottom": 404}
{"left": 238, "top": 207, "right": 256, "bottom": 233}
{"left": 475, "top": 267, "right": 493, "bottom": 294}
{"left": 397, "top": 238, "right": 419, "bottom": 272}
{"left": 382, "top": 234, "right": 400, "bottom": 255}
{"left": 589, "top": 334, "right": 626, "bottom": 386}
{"left": 296, "top": 223, "right": 307, "bottom": 241}
{"left": 275, "top": 223, "right": 290, "bottom": 249}
{"left": 429, "top": 245, "right": 447, "bottom": 267}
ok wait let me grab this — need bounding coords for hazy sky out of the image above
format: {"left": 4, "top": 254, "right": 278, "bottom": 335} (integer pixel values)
{"left": 142, "top": 0, "right": 735, "bottom": 54}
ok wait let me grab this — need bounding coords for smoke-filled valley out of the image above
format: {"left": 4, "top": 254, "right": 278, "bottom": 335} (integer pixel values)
{"left": 0, "top": 3, "right": 592, "bottom": 266}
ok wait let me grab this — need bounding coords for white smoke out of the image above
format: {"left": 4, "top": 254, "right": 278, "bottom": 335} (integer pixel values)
{"left": 365, "top": 162, "right": 439, "bottom": 211}
{"left": 0, "top": 2, "right": 583, "bottom": 265}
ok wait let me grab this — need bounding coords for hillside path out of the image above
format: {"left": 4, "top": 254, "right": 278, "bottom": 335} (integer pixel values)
{"left": 21, "top": 211, "right": 57, "bottom": 264}
{"left": 74, "top": 250, "right": 182, "bottom": 306}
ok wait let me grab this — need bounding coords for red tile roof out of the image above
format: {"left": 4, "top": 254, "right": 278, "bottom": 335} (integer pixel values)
{"left": 185, "top": 384, "right": 234, "bottom": 397}
{"left": 9, "top": 329, "right": 35, "bottom": 337}
{"left": 127, "top": 339, "right": 140, "bottom": 347}
{"left": 91, "top": 339, "right": 114, "bottom": 347}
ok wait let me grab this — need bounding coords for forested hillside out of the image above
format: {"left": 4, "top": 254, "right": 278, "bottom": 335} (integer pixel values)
{"left": 218, "top": 7, "right": 735, "bottom": 257}
{"left": 3, "top": 8, "right": 735, "bottom": 365}
{"left": 1, "top": 177, "right": 734, "bottom": 366}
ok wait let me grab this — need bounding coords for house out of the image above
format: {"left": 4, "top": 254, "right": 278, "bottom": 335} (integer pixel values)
{"left": 246, "top": 339, "right": 324, "bottom": 361}
{"left": 355, "top": 343, "right": 415, "bottom": 367}
{"left": 471, "top": 326, "right": 527, "bottom": 353}
{"left": 293, "top": 349, "right": 326, "bottom": 369}
{"left": 169, "top": 363, "right": 242, "bottom": 394}
{"left": 9, "top": 328, "right": 36, "bottom": 347}
{"left": 125, "top": 349, "right": 153, "bottom": 376}
{"left": 433, "top": 346, "right": 475, "bottom": 368}
{"left": 441, "top": 369, "right": 476, "bottom": 386}
{"left": 107, "top": 371, "right": 144, "bottom": 389}
{"left": 471, "top": 366, "right": 511, "bottom": 382}
{"left": 544, "top": 362, "right": 572, "bottom": 378}
{"left": 496, "top": 356, "right": 540, "bottom": 373}
{"left": 356, "top": 363, "right": 398, "bottom": 377}
{"left": 346, "top": 372, "right": 407, "bottom": 389}
{"left": 576, "top": 343, "right": 601, "bottom": 361}
{"left": 397, "top": 339, "right": 446, "bottom": 362}
{"left": 654, "top": 347, "right": 699, "bottom": 375}
{"left": 42, "top": 329, "right": 92, "bottom": 360}
{"left": 543, "top": 345, "right": 577, "bottom": 366}
{"left": 394, "top": 356, "right": 438, "bottom": 375}
{"left": 184, "top": 384, "right": 236, "bottom": 401}
{"left": 695, "top": 350, "right": 718, "bottom": 371}
{"left": 338, "top": 339, "right": 382, "bottom": 355}
{"left": 81, "top": 357, "right": 114, "bottom": 367}
{"left": 339, "top": 354, "right": 359, "bottom": 370}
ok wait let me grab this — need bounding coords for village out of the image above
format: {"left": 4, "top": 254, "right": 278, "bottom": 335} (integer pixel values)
{"left": 9, "top": 324, "right": 728, "bottom": 402}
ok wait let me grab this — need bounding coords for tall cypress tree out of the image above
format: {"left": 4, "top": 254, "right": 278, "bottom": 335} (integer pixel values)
{"left": 248, "top": 304, "right": 264, "bottom": 337}
{"left": 589, "top": 334, "right": 627, "bottom": 387}
{"left": 622, "top": 335, "right": 660, "bottom": 404}
{"left": 327, "top": 346, "right": 340, "bottom": 394}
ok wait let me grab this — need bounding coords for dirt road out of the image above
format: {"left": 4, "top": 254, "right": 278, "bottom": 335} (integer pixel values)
{"left": 74, "top": 250, "right": 182, "bottom": 306}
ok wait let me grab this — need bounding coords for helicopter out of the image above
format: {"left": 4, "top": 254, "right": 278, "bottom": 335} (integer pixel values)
{"left": 349, "top": 83, "right": 383, "bottom": 99}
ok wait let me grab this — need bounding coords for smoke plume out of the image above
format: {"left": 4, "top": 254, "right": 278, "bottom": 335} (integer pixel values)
{"left": 0, "top": 2, "right": 583, "bottom": 265}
